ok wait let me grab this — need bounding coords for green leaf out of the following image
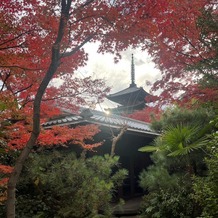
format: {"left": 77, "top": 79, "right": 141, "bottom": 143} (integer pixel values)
{"left": 139, "top": 146, "right": 159, "bottom": 152}
{"left": 178, "top": 142, "right": 184, "bottom": 149}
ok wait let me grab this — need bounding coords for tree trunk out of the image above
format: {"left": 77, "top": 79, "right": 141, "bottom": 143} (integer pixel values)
{"left": 6, "top": 56, "right": 59, "bottom": 218}
{"left": 111, "top": 126, "right": 127, "bottom": 156}
{"left": 6, "top": 1, "right": 72, "bottom": 217}
{"left": 6, "top": 135, "right": 39, "bottom": 217}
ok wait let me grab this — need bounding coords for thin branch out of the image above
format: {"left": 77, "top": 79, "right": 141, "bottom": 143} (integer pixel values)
{"left": 0, "top": 42, "right": 26, "bottom": 50}
{"left": 14, "top": 84, "right": 33, "bottom": 95}
{"left": 111, "top": 125, "right": 127, "bottom": 156}
{"left": 0, "top": 65, "right": 45, "bottom": 71}
{"left": 0, "top": 28, "right": 37, "bottom": 47}
{"left": 61, "top": 34, "right": 95, "bottom": 58}
{"left": 77, "top": 0, "right": 95, "bottom": 10}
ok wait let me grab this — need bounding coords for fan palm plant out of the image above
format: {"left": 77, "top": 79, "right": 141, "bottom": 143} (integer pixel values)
{"left": 139, "top": 122, "right": 211, "bottom": 175}
{"left": 139, "top": 124, "right": 209, "bottom": 156}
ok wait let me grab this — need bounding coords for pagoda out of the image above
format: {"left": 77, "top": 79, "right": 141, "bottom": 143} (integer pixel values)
{"left": 106, "top": 54, "right": 150, "bottom": 114}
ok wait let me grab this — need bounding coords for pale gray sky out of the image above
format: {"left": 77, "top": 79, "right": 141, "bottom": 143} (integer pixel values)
{"left": 76, "top": 43, "right": 161, "bottom": 110}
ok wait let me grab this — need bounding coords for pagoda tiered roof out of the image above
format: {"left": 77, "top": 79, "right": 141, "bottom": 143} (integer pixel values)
{"left": 106, "top": 54, "right": 151, "bottom": 114}
{"left": 107, "top": 85, "right": 149, "bottom": 105}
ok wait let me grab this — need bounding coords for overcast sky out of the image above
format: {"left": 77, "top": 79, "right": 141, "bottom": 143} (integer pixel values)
{"left": 75, "top": 43, "right": 161, "bottom": 110}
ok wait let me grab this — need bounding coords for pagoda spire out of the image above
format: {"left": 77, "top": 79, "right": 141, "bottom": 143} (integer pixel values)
{"left": 130, "top": 54, "right": 136, "bottom": 87}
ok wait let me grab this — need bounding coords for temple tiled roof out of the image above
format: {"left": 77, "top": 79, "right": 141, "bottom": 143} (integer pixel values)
{"left": 42, "top": 108, "right": 159, "bottom": 136}
{"left": 107, "top": 86, "right": 144, "bottom": 98}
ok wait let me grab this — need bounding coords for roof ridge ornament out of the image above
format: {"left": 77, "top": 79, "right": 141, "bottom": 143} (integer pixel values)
{"left": 130, "top": 54, "right": 136, "bottom": 87}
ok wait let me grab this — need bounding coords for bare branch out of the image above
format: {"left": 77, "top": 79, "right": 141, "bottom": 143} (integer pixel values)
{"left": 111, "top": 125, "right": 127, "bottom": 156}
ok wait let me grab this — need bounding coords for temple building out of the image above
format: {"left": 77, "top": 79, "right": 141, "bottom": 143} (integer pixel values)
{"left": 106, "top": 54, "right": 151, "bottom": 114}
{"left": 43, "top": 108, "right": 159, "bottom": 201}
{"left": 42, "top": 55, "right": 158, "bottom": 216}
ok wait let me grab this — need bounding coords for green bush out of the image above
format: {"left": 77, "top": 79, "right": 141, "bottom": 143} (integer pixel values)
{"left": 139, "top": 109, "right": 217, "bottom": 218}
{"left": 192, "top": 128, "right": 218, "bottom": 218}
{"left": 139, "top": 152, "right": 198, "bottom": 218}
{"left": 14, "top": 151, "right": 127, "bottom": 218}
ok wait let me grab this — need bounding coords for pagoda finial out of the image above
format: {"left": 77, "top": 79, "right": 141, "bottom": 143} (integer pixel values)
{"left": 130, "top": 54, "right": 136, "bottom": 87}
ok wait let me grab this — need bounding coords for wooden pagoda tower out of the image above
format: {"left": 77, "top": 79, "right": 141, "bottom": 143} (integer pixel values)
{"left": 106, "top": 54, "right": 150, "bottom": 114}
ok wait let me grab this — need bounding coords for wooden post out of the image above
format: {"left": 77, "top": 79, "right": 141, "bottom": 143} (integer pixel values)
{"left": 130, "top": 156, "right": 135, "bottom": 197}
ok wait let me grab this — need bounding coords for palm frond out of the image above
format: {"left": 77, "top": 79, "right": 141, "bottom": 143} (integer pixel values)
{"left": 138, "top": 146, "right": 160, "bottom": 152}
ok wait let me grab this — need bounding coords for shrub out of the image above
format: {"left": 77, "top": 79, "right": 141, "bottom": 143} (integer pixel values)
{"left": 10, "top": 151, "right": 127, "bottom": 218}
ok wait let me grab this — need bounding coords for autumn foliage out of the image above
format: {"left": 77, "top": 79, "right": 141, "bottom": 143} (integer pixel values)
{"left": 0, "top": 0, "right": 216, "bottom": 176}
{"left": 0, "top": 0, "right": 113, "bottom": 193}
{"left": 128, "top": 106, "right": 161, "bottom": 123}
{"left": 0, "top": 0, "right": 218, "bottom": 216}
{"left": 114, "top": 0, "right": 217, "bottom": 105}
{"left": 142, "top": 0, "right": 218, "bottom": 104}
{"left": 125, "top": 0, "right": 217, "bottom": 119}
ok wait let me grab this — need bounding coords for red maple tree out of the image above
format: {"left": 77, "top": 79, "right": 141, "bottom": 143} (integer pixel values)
{"left": 0, "top": 1, "right": 115, "bottom": 216}
{"left": 140, "top": 0, "right": 218, "bottom": 105}
{"left": 128, "top": 0, "right": 217, "bottom": 122}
